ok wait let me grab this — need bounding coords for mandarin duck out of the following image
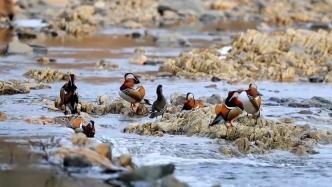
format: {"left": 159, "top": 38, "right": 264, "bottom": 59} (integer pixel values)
{"left": 209, "top": 91, "right": 244, "bottom": 128}
{"left": 181, "top": 93, "right": 204, "bottom": 111}
{"left": 60, "top": 74, "right": 79, "bottom": 115}
{"left": 150, "top": 85, "right": 167, "bottom": 118}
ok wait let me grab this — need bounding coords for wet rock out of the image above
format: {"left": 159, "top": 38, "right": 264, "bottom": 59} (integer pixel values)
{"left": 235, "top": 137, "right": 250, "bottom": 154}
{"left": 95, "top": 143, "right": 112, "bottom": 160}
{"left": 36, "top": 57, "right": 56, "bottom": 65}
{"left": 204, "top": 84, "right": 217, "bottom": 89}
{"left": 298, "top": 110, "right": 313, "bottom": 115}
{"left": 170, "top": 92, "right": 186, "bottom": 106}
{"left": 206, "top": 94, "right": 223, "bottom": 105}
{"left": 63, "top": 155, "right": 92, "bottom": 168}
{"left": 309, "top": 76, "right": 325, "bottom": 83}
{"left": 24, "top": 69, "right": 68, "bottom": 82}
{"left": 49, "top": 5, "right": 98, "bottom": 36}
{"left": 96, "top": 60, "right": 119, "bottom": 70}
{"left": 287, "top": 97, "right": 332, "bottom": 109}
{"left": 117, "top": 164, "right": 175, "bottom": 182}
{"left": 17, "top": 29, "right": 38, "bottom": 40}
{"left": 7, "top": 37, "right": 33, "bottom": 54}
{"left": 161, "top": 29, "right": 332, "bottom": 83}
{"left": 211, "top": 76, "right": 222, "bottom": 82}
{"left": 0, "top": 112, "right": 7, "bottom": 121}
{"left": 130, "top": 54, "right": 148, "bottom": 65}
{"left": 71, "top": 133, "right": 91, "bottom": 146}
{"left": 159, "top": 0, "right": 205, "bottom": 16}
{"left": 124, "top": 108, "right": 331, "bottom": 155}
{"left": 210, "top": 0, "right": 238, "bottom": 11}
{"left": 118, "top": 154, "right": 134, "bottom": 170}
{"left": 161, "top": 175, "right": 189, "bottom": 187}
{"left": 24, "top": 116, "right": 55, "bottom": 125}
{"left": 0, "top": 80, "right": 30, "bottom": 95}
{"left": 57, "top": 147, "right": 115, "bottom": 169}
{"left": 0, "top": 80, "right": 49, "bottom": 93}
{"left": 97, "top": 95, "right": 112, "bottom": 105}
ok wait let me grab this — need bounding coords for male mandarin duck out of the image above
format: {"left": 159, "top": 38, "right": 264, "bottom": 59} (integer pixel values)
{"left": 119, "top": 73, "right": 151, "bottom": 110}
{"left": 239, "top": 83, "right": 262, "bottom": 118}
{"left": 209, "top": 91, "right": 244, "bottom": 128}
{"left": 71, "top": 117, "right": 95, "bottom": 138}
{"left": 60, "top": 74, "right": 79, "bottom": 115}
{"left": 150, "top": 85, "right": 167, "bottom": 118}
{"left": 181, "top": 93, "right": 204, "bottom": 111}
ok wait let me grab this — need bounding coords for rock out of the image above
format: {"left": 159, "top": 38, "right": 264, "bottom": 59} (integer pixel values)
{"left": 124, "top": 108, "right": 331, "bottom": 155}
{"left": 211, "top": 76, "right": 222, "bottom": 82}
{"left": 298, "top": 110, "right": 313, "bottom": 115}
{"left": 96, "top": 60, "right": 119, "bottom": 70}
{"left": 206, "top": 94, "right": 223, "bottom": 105}
{"left": 170, "top": 92, "right": 186, "bottom": 106}
{"left": 37, "top": 57, "right": 56, "bottom": 65}
{"left": 7, "top": 37, "right": 33, "bottom": 54}
{"left": 204, "top": 84, "right": 217, "bottom": 89}
{"left": 235, "top": 137, "right": 250, "bottom": 154}
{"left": 210, "top": 0, "right": 238, "bottom": 10}
{"left": 63, "top": 155, "right": 92, "bottom": 167}
{"left": 98, "top": 95, "right": 112, "bottom": 105}
{"left": 161, "top": 29, "right": 332, "bottom": 83}
{"left": 49, "top": 5, "right": 98, "bottom": 36}
{"left": 71, "top": 133, "right": 91, "bottom": 146}
{"left": 159, "top": 0, "right": 205, "bottom": 16}
{"left": 117, "top": 164, "right": 175, "bottom": 182}
{"left": 95, "top": 143, "right": 112, "bottom": 160}
{"left": 58, "top": 147, "right": 115, "bottom": 169}
{"left": 0, "top": 80, "right": 30, "bottom": 95}
{"left": 130, "top": 54, "right": 148, "bottom": 65}
{"left": 24, "top": 69, "right": 68, "bottom": 82}
{"left": 0, "top": 112, "right": 7, "bottom": 121}
{"left": 309, "top": 76, "right": 325, "bottom": 83}
{"left": 118, "top": 154, "right": 134, "bottom": 170}
{"left": 161, "top": 175, "right": 189, "bottom": 187}
{"left": 123, "top": 20, "right": 143, "bottom": 29}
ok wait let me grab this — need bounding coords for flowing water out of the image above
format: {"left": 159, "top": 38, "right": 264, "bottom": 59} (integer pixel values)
{"left": 1, "top": 23, "right": 332, "bottom": 187}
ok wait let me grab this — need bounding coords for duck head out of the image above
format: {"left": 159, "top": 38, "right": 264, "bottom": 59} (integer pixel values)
{"left": 156, "top": 84, "right": 163, "bottom": 96}
{"left": 125, "top": 73, "right": 140, "bottom": 84}
{"left": 69, "top": 74, "right": 75, "bottom": 86}
{"left": 247, "top": 83, "right": 263, "bottom": 97}
{"left": 228, "top": 91, "right": 244, "bottom": 110}
{"left": 82, "top": 120, "right": 95, "bottom": 138}
{"left": 186, "top": 92, "right": 195, "bottom": 100}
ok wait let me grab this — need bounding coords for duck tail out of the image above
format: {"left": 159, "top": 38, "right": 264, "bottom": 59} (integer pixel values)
{"left": 149, "top": 112, "right": 157, "bottom": 118}
{"left": 209, "top": 115, "right": 224, "bottom": 127}
{"left": 143, "top": 99, "right": 152, "bottom": 105}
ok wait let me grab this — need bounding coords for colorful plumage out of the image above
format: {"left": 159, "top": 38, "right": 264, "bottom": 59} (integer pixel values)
{"left": 209, "top": 91, "right": 244, "bottom": 128}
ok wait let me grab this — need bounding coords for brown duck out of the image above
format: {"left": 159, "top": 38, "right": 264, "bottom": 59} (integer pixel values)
{"left": 119, "top": 73, "right": 151, "bottom": 109}
{"left": 209, "top": 91, "right": 244, "bottom": 128}
{"left": 239, "top": 83, "right": 262, "bottom": 117}
{"left": 150, "top": 85, "right": 167, "bottom": 118}
{"left": 181, "top": 93, "right": 204, "bottom": 111}
{"left": 60, "top": 74, "right": 79, "bottom": 115}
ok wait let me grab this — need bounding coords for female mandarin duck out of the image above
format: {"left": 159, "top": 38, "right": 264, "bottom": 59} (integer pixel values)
{"left": 150, "top": 85, "right": 167, "bottom": 118}
{"left": 60, "top": 74, "right": 79, "bottom": 115}
{"left": 119, "top": 73, "right": 150, "bottom": 110}
{"left": 181, "top": 93, "right": 204, "bottom": 111}
{"left": 209, "top": 90, "right": 244, "bottom": 128}
{"left": 238, "top": 83, "right": 262, "bottom": 118}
